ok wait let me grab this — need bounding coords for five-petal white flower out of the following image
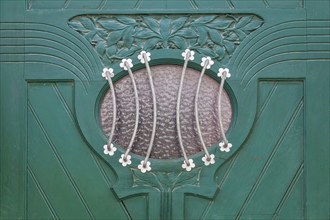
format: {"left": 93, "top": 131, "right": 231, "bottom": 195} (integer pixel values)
{"left": 181, "top": 49, "right": 195, "bottom": 61}
{"left": 137, "top": 51, "right": 151, "bottom": 64}
{"left": 102, "top": 68, "right": 114, "bottom": 80}
{"left": 218, "top": 68, "right": 231, "bottom": 78}
{"left": 219, "top": 141, "right": 232, "bottom": 152}
{"left": 201, "top": 57, "right": 214, "bottom": 69}
{"left": 202, "top": 154, "right": 215, "bottom": 166}
{"left": 120, "top": 58, "right": 133, "bottom": 70}
{"left": 138, "top": 160, "right": 152, "bottom": 173}
{"left": 103, "top": 143, "right": 117, "bottom": 156}
{"left": 182, "top": 159, "right": 195, "bottom": 171}
{"left": 119, "top": 154, "right": 132, "bottom": 167}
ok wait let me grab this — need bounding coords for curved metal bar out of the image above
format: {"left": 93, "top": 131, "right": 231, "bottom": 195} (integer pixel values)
{"left": 176, "top": 53, "right": 191, "bottom": 165}
{"left": 218, "top": 75, "right": 228, "bottom": 145}
{"left": 143, "top": 53, "right": 157, "bottom": 166}
{"left": 194, "top": 61, "right": 211, "bottom": 159}
{"left": 105, "top": 72, "right": 117, "bottom": 148}
{"left": 123, "top": 63, "right": 140, "bottom": 159}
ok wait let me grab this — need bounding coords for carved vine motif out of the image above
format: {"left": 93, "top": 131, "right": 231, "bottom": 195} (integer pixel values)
{"left": 68, "top": 15, "right": 263, "bottom": 65}
{"left": 131, "top": 167, "right": 201, "bottom": 190}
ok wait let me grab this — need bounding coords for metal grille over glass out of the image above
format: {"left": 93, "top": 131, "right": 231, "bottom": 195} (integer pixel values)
{"left": 100, "top": 64, "right": 232, "bottom": 160}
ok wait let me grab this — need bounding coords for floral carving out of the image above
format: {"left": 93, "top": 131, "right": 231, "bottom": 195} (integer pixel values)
{"left": 68, "top": 14, "right": 263, "bottom": 65}
{"left": 131, "top": 167, "right": 201, "bottom": 190}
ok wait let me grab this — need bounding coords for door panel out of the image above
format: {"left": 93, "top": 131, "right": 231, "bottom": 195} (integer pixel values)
{"left": 1, "top": 0, "right": 329, "bottom": 220}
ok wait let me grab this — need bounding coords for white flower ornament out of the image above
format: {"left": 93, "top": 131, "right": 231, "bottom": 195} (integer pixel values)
{"left": 138, "top": 160, "right": 152, "bottom": 173}
{"left": 181, "top": 49, "right": 195, "bottom": 61}
{"left": 202, "top": 154, "right": 215, "bottom": 166}
{"left": 102, "top": 68, "right": 114, "bottom": 80}
{"left": 119, "top": 154, "right": 132, "bottom": 167}
{"left": 182, "top": 159, "right": 195, "bottom": 171}
{"left": 103, "top": 143, "right": 117, "bottom": 156}
{"left": 218, "top": 68, "right": 231, "bottom": 78}
{"left": 138, "top": 51, "right": 151, "bottom": 64}
{"left": 201, "top": 57, "right": 214, "bottom": 69}
{"left": 120, "top": 58, "right": 133, "bottom": 70}
{"left": 219, "top": 141, "right": 232, "bottom": 152}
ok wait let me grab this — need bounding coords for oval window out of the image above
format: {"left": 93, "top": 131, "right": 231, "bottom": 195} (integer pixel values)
{"left": 100, "top": 64, "right": 232, "bottom": 159}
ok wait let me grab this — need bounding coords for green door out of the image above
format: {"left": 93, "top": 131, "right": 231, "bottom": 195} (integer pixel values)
{"left": 1, "top": 0, "right": 329, "bottom": 219}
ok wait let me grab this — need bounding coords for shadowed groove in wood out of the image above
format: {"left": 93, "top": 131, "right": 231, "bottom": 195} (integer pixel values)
{"left": 272, "top": 163, "right": 304, "bottom": 219}
{"left": 27, "top": 102, "right": 96, "bottom": 220}
{"left": 235, "top": 99, "right": 303, "bottom": 220}
{"left": 27, "top": 165, "right": 59, "bottom": 220}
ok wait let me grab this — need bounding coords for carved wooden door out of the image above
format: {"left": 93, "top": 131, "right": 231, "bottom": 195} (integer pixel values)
{"left": 1, "top": 0, "right": 329, "bottom": 219}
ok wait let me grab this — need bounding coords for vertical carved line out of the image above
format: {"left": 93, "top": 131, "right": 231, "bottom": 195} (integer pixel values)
{"left": 27, "top": 0, "right": 33, "bottom": 10}
{"left": 160, "top": 189, "right": 172, "bottom": 219}
{"left": 301, "top": 0, "right": 305, "bottom": 8}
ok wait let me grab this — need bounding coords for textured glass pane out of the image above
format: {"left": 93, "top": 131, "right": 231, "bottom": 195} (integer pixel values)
{"left": 100, "top": 65, "right": 232, "bottom": 159}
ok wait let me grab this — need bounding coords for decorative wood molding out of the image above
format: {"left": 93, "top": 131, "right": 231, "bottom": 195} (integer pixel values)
{"left": 68, "top": 14, "right": 263, "bottom": 66}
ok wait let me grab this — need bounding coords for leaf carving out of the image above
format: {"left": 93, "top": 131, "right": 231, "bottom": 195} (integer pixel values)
{"left": 171, "top": 17, "right": 188, "bottom": 34}
{"left": 132, "top": 169, "right": 161, "bottom": 188}
{"left": 143, "top": 16, "right": 159, "bottom": 33}
{"left": 98, "top": 20, "right": 126, "bottom": 31}
{"left": 69, "top": 14, "right": 263, "bottom": 65}
{"left": 160, "top": 17, "right": 171, "bottom": 40}
{"left": 208, "top": 28, "right": 223, "bottom": 46}
{"left": 170, "top": 36, "right": 186, "bottom": 49}
{"left": 107, "top": 30, "right": 122, "bottom": 46}
{"left": 79, "top": 17, "right": 95, "bottom": 30}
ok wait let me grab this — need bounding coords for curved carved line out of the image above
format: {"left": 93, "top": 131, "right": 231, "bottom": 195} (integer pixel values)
{"left": 239, "top": 31, "right": 329, "bottom": 83}
{"left": 26, "top": 37, "right": 93, "bottom": 75}
{"left": 1, "top": 30, "right": 94, "bottom": 78}
{"left": 26, "top": 44, "right": 91, "bottom": 80}
{"left": 232, "top": 20, "right": 305, "bottom": 70}
{"left": 26, "top": 53, "right": 89, "bottom": 82}
{"left": 244, "top": 52, "right": 306, "bottom": 87}
{"left": 240, "top": 35, "right": 306, "bottom": 80}
{"left": 27, "top": 22, "right": 101, "bottom": 73}
{"left": 236, "top": 23, "right": 305, "bottom": 72}
{"left": 244, "top": 46, "right": 330, "bottom": 88}
{"left": 25, "top": 60, "right": 88, "bottom": 91}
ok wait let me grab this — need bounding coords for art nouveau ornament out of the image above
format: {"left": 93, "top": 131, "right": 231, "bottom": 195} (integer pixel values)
{"left": 101, "top": 49, "right": 232, "bottom": 173}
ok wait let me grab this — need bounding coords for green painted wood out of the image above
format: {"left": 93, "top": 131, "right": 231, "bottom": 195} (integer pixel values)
{"left": 1, "top": 0, "right": 329, "bottom": 219}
